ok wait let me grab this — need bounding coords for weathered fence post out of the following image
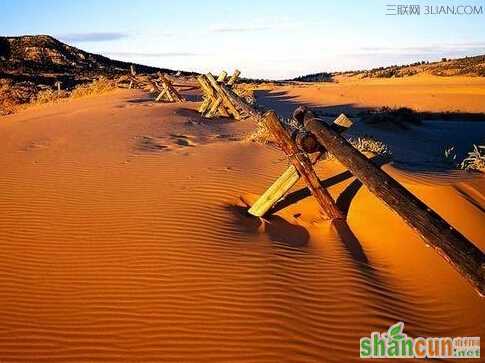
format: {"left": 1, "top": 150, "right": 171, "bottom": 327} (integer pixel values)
{"left": 128, "top": 65, "right": 136, "bottom": 89}
{"left": 249, "top": 113, "right": 353, "bottom": 217}
{"left": 303, "top": 112, "right": 485, "bottom": 295}
{"left": 216, "top": 71, "right": 228, "bottom": 83}
{"left": 227, "top": 69, "right": 241, "bottom": 86}
{"left": 55, "top": 81, "right": 61, "bottom": 96}
{"left": 264, "top": 111, "right": 344, "bottom": 220}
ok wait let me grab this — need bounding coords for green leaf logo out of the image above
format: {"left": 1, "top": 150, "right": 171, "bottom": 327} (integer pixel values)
{"left": 387, "top": 322, "right": 405, "bottom": 340}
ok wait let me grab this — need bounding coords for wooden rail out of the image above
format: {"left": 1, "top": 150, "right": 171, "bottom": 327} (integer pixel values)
{"left": 303, "top": 111, "right": 485, "bottom": 296}
{"left": 264, "top": 111, "right": 344, "bottom": 220}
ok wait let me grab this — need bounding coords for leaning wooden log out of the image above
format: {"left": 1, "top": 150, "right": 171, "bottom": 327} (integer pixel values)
{"left": 206, "top": 96, "right": 223, "bottom": 118}
{"left": 197, "top": 75, "right": 229, "bottom": 117}
{"left": 201, "top": 70, "right": 240, "bottom": 118}
{"left": 197, "top": 75, "right": 216, "bottom": 113}
{"left": 205, "top": 73, "right": 241, "bottom": 119}
{"left": 209, "top": 80, "right": 260, "bottom": 120}
{"left": 264, "top": 111, "right": 344, "bottom": 220}
{"left": 227, "top": 69, "right": 241, "bottom": 86}
{"left": 160, "top": 74, "right": 184, "bottom": 102}
{"left": 304, "top": 112, "right": 485, "bottom": 296}
{"left": 249, "top": 165, "right": 300, "bottom": 217}
{"left": 249, "top": 114, "right": 353, "bottom": 217}
{"left": 216, "top": 71, "right": 228, "bottom": 83}
{"left": 151, "top": 74, "right": 184, "bottom": 103}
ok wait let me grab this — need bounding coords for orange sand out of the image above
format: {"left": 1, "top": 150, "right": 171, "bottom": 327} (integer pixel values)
{"left": 0, "top": 79, "right": 484, "bottom": 362}
{"left": 257, "top": 74, "right": 485, "bottom": 116}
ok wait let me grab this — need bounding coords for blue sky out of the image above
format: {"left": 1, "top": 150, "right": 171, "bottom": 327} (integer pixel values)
{"left": 1, "top": 0, "right": 485, "bottom": 79}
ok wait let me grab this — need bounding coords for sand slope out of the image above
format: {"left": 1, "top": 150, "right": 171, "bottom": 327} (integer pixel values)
{"left": 0, "top": 84, "right": 484, "bottom": 362}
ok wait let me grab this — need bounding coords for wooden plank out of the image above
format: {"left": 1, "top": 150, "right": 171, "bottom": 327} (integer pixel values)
{"left": 304, "top": 112, "right": 485, "bottom": 295}
{"left": 264, "top": 111, "right": 343, "bottom": 220}
{"left": 248, "top": 165, "right": 300, "bottom": 217}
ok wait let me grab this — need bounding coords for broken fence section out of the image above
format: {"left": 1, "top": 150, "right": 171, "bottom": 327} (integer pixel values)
{"left": 118, "top": 65, "right": 185, "bottom": 103}
{"left": 198, "top": 70, "right": 251, "bottom": 120}
{"left": 232, "top": 96, "right": 484, "bottom": 296}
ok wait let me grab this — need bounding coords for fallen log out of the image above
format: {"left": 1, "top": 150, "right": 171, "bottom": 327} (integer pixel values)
{"left": 304, "top": 112, "right": 485, "bottom": 296}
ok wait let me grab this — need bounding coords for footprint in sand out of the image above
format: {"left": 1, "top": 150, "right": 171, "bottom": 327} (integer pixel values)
{"left": 214, "top": 133, "right": 241, "bottom": 142}
{"left": 19, "top": 139, "right": 50, "bottom": 152}
{"left": 169, "top": 134, "right": 197, "bottom": 147}
{"left": 135, "top": 135, "right": 169, "bottom": 152}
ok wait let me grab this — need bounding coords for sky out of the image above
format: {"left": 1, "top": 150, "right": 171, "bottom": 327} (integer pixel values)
{"left": 1, "top": 0, "right": 485, "bottom": 79}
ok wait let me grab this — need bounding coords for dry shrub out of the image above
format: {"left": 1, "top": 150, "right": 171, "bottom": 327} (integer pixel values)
{"left": 0, "top": 80, "right": 18, "bottom": 115}
{"left": 0, "top": 79, "right": 38, "bottom": 115}
{"left": 71, "top": 77, "right": 116, "bottom": 98}
{"left": 1, "top": 77, "right": 117, "bottom": 116}
{"left": 460, "top": 145, "right": 485, "bottom": 172}
{"left": 34, "top": 88, "right": 69, "bottom": 104}
{"left": 348, "top": 136, "right": 390, "bottom": 156}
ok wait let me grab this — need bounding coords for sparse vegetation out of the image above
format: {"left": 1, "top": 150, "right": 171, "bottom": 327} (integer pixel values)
{"left": 442, "top": 146, "right": 457, "bottom": 166}
{"left": 290, "top": 72, "right": 333, "bottom": 82}
{"left": 34, "top": 89, "right": 68, "bottom": 104}
{"left": 460, "top": 144, "right": 485, "bottom": 171}
{"left": 295, "top": 55, "right": 485, "bottom": 81}
{"left": 0, "top": 76, "right": 117, "bottom": 115}
{"left": 70, "top": 77, "right": 116, "bottom": 98}
{"left": 348, "top": 136, "right": 390, "bottom": 156}
{"left": 441, "top": 144, "right": 485, "bottom": 172}
{"left": 361, "top": 107, "right": 421, "bottom": 128}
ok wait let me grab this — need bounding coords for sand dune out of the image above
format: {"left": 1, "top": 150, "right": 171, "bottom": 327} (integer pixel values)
{"left": 0, "top": 82, "right": 484, "bottom": 362}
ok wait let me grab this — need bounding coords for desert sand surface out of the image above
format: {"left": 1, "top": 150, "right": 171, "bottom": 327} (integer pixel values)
{"left": 258, "top": 74, "right": 485, "bottom": 115}
{"left": 0, "top": 77, "right": 484, "bottom": 362}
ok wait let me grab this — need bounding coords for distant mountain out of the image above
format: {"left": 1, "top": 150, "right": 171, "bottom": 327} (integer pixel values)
{"left": 292, "top": 54, "right": 485, "bottom": 82}
{"left": 0, "top": 35, "right": 192, "bottom": 87}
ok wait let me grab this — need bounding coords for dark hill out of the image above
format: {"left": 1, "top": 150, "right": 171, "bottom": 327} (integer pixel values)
{"left": 0, "top": 35, "right": 192, "bottom": 87}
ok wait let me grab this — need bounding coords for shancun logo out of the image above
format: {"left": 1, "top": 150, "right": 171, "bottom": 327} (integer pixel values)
{"left": 360, "top": 322, "right": 480, "bottom": 359}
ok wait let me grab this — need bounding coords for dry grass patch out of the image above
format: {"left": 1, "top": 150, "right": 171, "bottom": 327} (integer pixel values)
{"left": 70, "top": 77, "right": 116, "bottom": 98}
{"left": 0, "top": 77, "right": 117, "bottom": 115}
{"left": 460, "top": 145, "right": 485, "bottom": 172}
